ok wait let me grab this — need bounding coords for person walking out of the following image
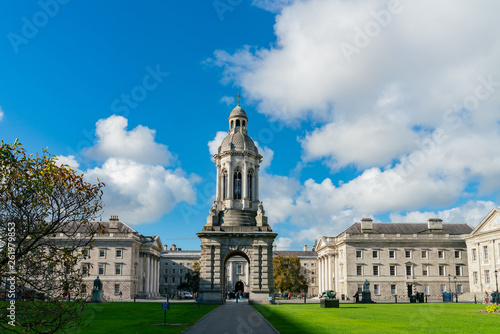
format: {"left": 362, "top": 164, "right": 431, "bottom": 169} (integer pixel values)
{"left": 236, "top": 291, "right": 239, "bottom": 303}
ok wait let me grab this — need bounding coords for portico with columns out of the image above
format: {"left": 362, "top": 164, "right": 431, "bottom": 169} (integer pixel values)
{"left": 138, "top": 236, "right": 162, "bottom": 298}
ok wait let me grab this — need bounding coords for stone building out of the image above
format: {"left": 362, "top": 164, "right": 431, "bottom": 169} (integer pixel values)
{"left": 197, "top": 103, "right": 277, "bottom": 304}
{"left": 159, "top": 244, "right": 200, "bottom": 296}
{"left": 316, "top": 218, "right": 472, "bottom": 301}
{"left": 79, "top": 216, "right": 162, "bottom": 300}
{"left": 465, "top": 208, "right": 500, "bottom": 293}
{"left": 273, "top": 244, "right": 319, "bottom": 297}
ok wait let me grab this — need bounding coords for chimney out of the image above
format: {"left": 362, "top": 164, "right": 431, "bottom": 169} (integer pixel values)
{"left": 361, "top": 218, "right": 373, "bottom": 232}
{"left": 109, "top": 215, "right": 119, "bottom": 221}
{"left": 303, "top": 244, "right": 308, "bottom": 252}
{"left": 273, "top": 244, "right": 277, "bottom": 252}
{"left": 428, "top": 218, "right": 443, "bottom": 230}
{"left": 164, "top": 245, "right": 168, "bottom": 251}
{"left": 171, "top": 244, "right": 177, "bottom": 251}
{"left": 311, "top": 244, "right": 316, "bottom": 252}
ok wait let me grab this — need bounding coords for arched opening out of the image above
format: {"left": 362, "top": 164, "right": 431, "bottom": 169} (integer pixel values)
{"left": 242, "top": 120, "right": 246, "bottom": 129}
{"left": 222, "top": 170, "right": 228, "bottom": 199}
{"left": 223, "top": 251, "right": 250, "bottom": 303}
{"left": 247, "top": 170, "right": 253, "bottom": 200}
{"left": 233, "top": 170, "right": 242, "bottom": 200}
{"left": 235, "top": 119, "right": 241, "bottom": 129}
{"left": 231, "top": 120, "right": 234, "bottom": 129}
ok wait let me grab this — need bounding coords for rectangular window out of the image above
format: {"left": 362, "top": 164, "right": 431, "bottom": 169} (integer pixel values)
{"left": 391, "top": 284, "right": 397, "bottom": 295}
{"left": 356, "top": 250, "right": 362, "bottom": 258}
{"left": 116, "top": 249, "right": 122, "bottom": 258}
{"left": 171, "top": 277, "right": 175, "bottom": 283}
{"left": 356, "top": 265, "right": 362, "bottom": 276}
{"left": 372, "top": 250, "right": 378, "bottom": 259}
{"left": 82, "top": 263, "right": 89, "bottom": 275}
{"left": 164, "top": 277, "right": 168, "bottom": 284}
{"left": 422, "top": 265, "right": 428, "bottom": 276}
{"left": 164, "top": 269, "right": 168, "bottom": 274}
{"left": 483, "top": 246, "right": 489, "bottom": 260}
{"left": 98, "top": 264, "right": 105, "bottom": 275}
{"left": 454, "top": 250, "right": 460, "bottom": 259}
{"left": 455, "top": 265, "right": 461, "bottom": 276}
{"left": 405, "top": 250, "right": 411, "bottom": 259}
{"left": 441, "top": 284, "right": 446, "bottom": 293}
{"left": 357, "top": 284, "right": 363, "bottom": 292}
{"left": 99, "top": 249, "right": 106, "bottom": 259}
{"left": 406, "top": 265, "right": 412, "bottom": 276}
{"left": 373, "top": 265, "right": 379, "bottom": 276}
{"left": 485, "top": 270, "right": 490, "bottom": 283}
{"left": 424, "top": 285, "right": 429, "bottom": 295}
{"left": 473, "top": 271, "right": 478, "bottom": 284}
{"left": 114, "top": 284, "right": 120, "bottom": 295}
{"left": 457, "top": 284, "right": 462, "bottom": 293}
{"left": 172, "top": 269, "right": 176, "bottom": 274}
{"left": 438, "top": 250, "right": 444, "bottom": 259}
{"left": 390, "top": 265, "right": 396, "bottom": 276}
{"left": 421, "top": 250, "right": 428, "bottom": 259}
{"left": 237, "top": 265, "right": 242, "bottom": 274}
{"left": 312, "top": 270, "right": 315, "bottom": 275}
{"left": 374, "top": 284, "right": 380, "bottom": 295}
{"left": 115, "top": 264, "right": 122, "bottom": 275}
{"left": 83, "top": 248, "right": 90, "bottom": 259}
{"left": 389, "top": 250, "right": 395, "bottom": 259}
{"left": 311, "top": 278, "right": 315, "bottom": 283}
{"left": 439, "top": 265, "right": 445, "bottom": 276}
{"left": 472, "top": 249, "right": 477, "bottom": 262}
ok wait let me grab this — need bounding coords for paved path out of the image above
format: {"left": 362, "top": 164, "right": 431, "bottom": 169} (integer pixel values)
{"left": 182, "top": 300, "right": 278, "bottom": 334}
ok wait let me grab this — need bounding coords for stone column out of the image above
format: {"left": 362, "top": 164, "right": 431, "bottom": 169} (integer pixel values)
{"left": 157, "top": 257, "right": 160, "bottom": 296}
{"left": 328, "top": 254, "right": 332, "bottom": 290}
{"left": 255, "top": 167, "right": 259, "bottom": 202}
{"left": 138, "top": 253, "right": 144, "bottom": 293}
{"left": 229, "top": 261, "right": 233, "bottom": 288}
{"left": 246, "top": 262, "right": 249, "bottom": 287}
{"left": 334, "top": 254, "right": 338, "bottom": 292}
{"left": 228, "top": 164, "right": 234, "bottom": 200}
{"left": 242, "top": 160, "right": 248, "bottom": 200}
{"left": 145, "top": 254, "right": 150, "bottom": 297}
{"left": 318, "top": 257, "right": 322, "bottom": 293}
{"left": 216, "top": 163, "right": 221, "bottom": 201}
{"left": 323, "top": 257, "right": 327, "bottom": 291}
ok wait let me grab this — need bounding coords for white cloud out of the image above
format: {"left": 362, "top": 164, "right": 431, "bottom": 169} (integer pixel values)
{"left": 208, "top": 131, "right": 227, "bottom": 156}
{"left": 274, "top": 237, "right": 293, "bottom": 250}
{"left": 84, "top": 115, "right": 174, "bottom": 165}
{"left": 252, "top": 0, "right": 296, "bottom": 13}
{"left": 219, "top": 96, "right": 235, "bottom": 106}
{"left": 0, "top": 105, "right": 4, "bottom": 121}
{"left": 55, "top": 155, "right": 80, "bottom": 170}
{"left": 85, "top": 158, "right": 197, "bottom": 224}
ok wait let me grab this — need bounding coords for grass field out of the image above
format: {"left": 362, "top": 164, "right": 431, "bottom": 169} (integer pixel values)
{"left": 253, "top": 303, "right": 500, "bottom": 334}
{"left": 73, "top": 302, "right": 217, "bottom": 334}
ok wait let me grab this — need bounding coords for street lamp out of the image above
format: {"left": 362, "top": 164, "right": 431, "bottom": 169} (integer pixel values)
{"left": 495, "top": 269, "right": 499, "bottom": 305}
{"left": 453, "top": 276, "right": 457, "bottom": 303}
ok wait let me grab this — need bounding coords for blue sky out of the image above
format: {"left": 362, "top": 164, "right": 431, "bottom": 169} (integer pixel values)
{"left": 1, "top": 1, "right": 500, "bottom": 251}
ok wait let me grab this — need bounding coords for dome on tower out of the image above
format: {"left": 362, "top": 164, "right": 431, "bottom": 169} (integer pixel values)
{"left": 219, "top": 132, "right": 259, "bottom": 155}
{"left": 229, "top": 105, "right": 247, "bottom": 119}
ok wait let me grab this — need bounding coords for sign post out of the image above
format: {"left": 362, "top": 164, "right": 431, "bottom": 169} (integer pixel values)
{"left": 161, "top": 302, "right": 170, "bottom": 325}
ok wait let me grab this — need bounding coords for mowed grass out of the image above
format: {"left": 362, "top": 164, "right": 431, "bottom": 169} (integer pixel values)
{"left": 253, "top": 303, "right": 500, "bottom": 334}
{"left": 74, "top": 302, "right": 218, "bottom": 334}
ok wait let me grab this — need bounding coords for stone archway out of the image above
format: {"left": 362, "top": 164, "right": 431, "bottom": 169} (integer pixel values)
{"left": 223, "top": 250, "right": 250, "bottom": 300}
{"left": 235, "top": 281, "right": 244, "bottom": 293}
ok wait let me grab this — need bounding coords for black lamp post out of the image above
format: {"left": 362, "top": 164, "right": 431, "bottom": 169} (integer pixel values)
{"left": 453, "top": 276, "right": 457, "bottom": 303}
{"left": 495, "top": 269, "right": 499, "bottom": 305}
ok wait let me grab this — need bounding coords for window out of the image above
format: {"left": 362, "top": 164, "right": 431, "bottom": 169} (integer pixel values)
{"left": 483, "top": 246, "right": 489, "bottom": 260}
{"left": 172, "top": 269, "right": 176, "bottom": 274}
{"left": 233, "top": 170, "right": 242, "bottom": 199}
{"left": 222, "top": 170, "right": 228, "bottom": 199}
{"left": 311, "top": 278, "right": 315, "bottom": 283}
{"left": 391, "top": 284, "right": 397, "bottom": 295}
{"left": 116, "top": 249, "right": 122, "bottom": 258}
{"left": 180, "top": 269, "right": 183, "bottom": 274}
{"left": 98, "top": 264, "right": 105, "bottom": 275}
{"left": 389, "top": 250, "right": 395, "bottom": 259}
{"left": 424, "top": 285, "right": 429, "bottom": 295}
{"left": 472, "top": 249, "right": 477, "bottom": 262}
{"left": 473, "top": 272, "right": 478, "bottom": 284}
{"left": 374, "top": 284, "right": 380, "bottom": 295}
{"left": 421, "top": 250, "right": 428, "bottom": 259}
{"left": 438, "top": 250, "right": 444, "bottom": 259}
{"left": 164, "top": 277, "right": 168, "bottom": 284}
{"left": 83, "top": 248, "right": 90, "bottom": 259}
{"left": 405, "top": 250, "right": 411, "bottom": 259}
{"left": 455, "top": 265, "right": 461, "bottom": 276}
{"left": 99, "top": 249, "right": 106, "bottom": 259}
{"left": 441, "top": 285, "right": 446, "bottom": 293}
{"left": 356, "top": 250, "right": 362, "bottom": 258}
{"left": 114, "top": 284, "right": 120, "bottom": 295}
{"left": 422, "top": 265, "right": 428, "bottom": 276}
{"left": 304, "top": 263, "right": 307, "bottom": 267}
{"left": 357, "top": 265, "right": 362, "bottom": 276}
{"left": 311, "top": 263, "right": 315, "bottom": 266}
{"left": 373, "top": 265, "right": 379, "bottom": 276}
{"left": 164, "top": 269, "right": 168, "bottom": 275}
{"left": 82, "top": 263, "right": 89, "bottom": 275}
{"left": 485, "top": 270, "right": 490, "bottom": 284}
{"left": 390, "top": 265, "right": 396, "bottom": 276}
{"left": 357, "top": 284, "right": 363, "bottom": 292}
{"left": 312, "top": 270, "right": 315, "bottom": 275}
{"left": 115, "top": 264, "right": 122, "bottom": 275}
{"left": 457, "top": 285, "right": 462, "bottom": 293}
{"left": 179, "top": 263, "right": 183, "bottom": 266}
{"left": 372, "top": 250, "right": 379, "bottom": 259}
{"left": 237, "top": 264, "right": 242, "bottom": 274}
{"left": 171, "top": 277, "right": 176, "bottom": 283}
{"left": 406, "top": 265, "right": 412, "bottom": 276}
{"left": 247, "top": 171, "right": 253, "bottom": 199}
{"left": 454, "top": 250, "right": 460, "bottom": 259}
{"left": 439, "top": 265, "right": 445, "bottom": 276}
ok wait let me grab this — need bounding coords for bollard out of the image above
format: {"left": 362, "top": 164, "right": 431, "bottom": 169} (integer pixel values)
{"left": 395, "top": 295, "right": 397, "bottom": 303}
{"left": 474, "top": 295, "right": 477, "bottom": 304}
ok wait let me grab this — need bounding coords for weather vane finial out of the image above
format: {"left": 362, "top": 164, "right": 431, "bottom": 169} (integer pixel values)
{"left": 235, "top": 92, "right": 242, "bottom": 106}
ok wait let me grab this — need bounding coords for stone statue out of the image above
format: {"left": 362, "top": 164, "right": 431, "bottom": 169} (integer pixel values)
{"left": 209, "top": 202, "right": 217, "bottom": 216}
{"left": 93, "top": 276, "right": 103, "bottom": 291}
{"left": 320, "top": 290, "right": 337, "bottom": 299}
{"left": 363, "top": 279, "right": 370, "bottom": 292}
{"left": 361, "top": 279, "right": 374, "bottom": 303}
{"left": 257, "top": 202, "right": 265, "bottom": 216}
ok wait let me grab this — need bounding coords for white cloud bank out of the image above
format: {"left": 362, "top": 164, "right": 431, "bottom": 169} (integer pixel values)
{"left": 210, "top": 0, "right": 500, "bottom": 247}
{"left": 60, "top": 115, "right": 197, "bottom": 224}
{"left": 0, "top": 105, "right": 4, "bottom": 121}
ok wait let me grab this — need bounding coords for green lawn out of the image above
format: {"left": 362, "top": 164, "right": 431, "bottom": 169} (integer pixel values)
{"left": 253, "top": 303, "right": 500, "bottom": 334}
{"left": 72, "top": 302, "right": 218, "bottom": 334}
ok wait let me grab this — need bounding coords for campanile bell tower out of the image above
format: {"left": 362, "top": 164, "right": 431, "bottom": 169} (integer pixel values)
{"left": 197, "top": 102, "right": 277, "bottom": 304}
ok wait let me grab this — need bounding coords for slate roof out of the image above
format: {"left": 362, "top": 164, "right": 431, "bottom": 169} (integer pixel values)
{"left": 340, "top": 223, "right": 472, "bottom": 236}
{"left": 273, "top": 251, "right": 317, "bottom": 257}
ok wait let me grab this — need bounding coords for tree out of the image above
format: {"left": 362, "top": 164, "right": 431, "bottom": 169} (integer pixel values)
{"left": 0, "top": 140, "right": 105, "bottom": 333}
{"left": 177, "top": 261, "right": 200, "bottom": 293}
{"left": 273, "top": 255, "right": 308, "bottom": 295}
